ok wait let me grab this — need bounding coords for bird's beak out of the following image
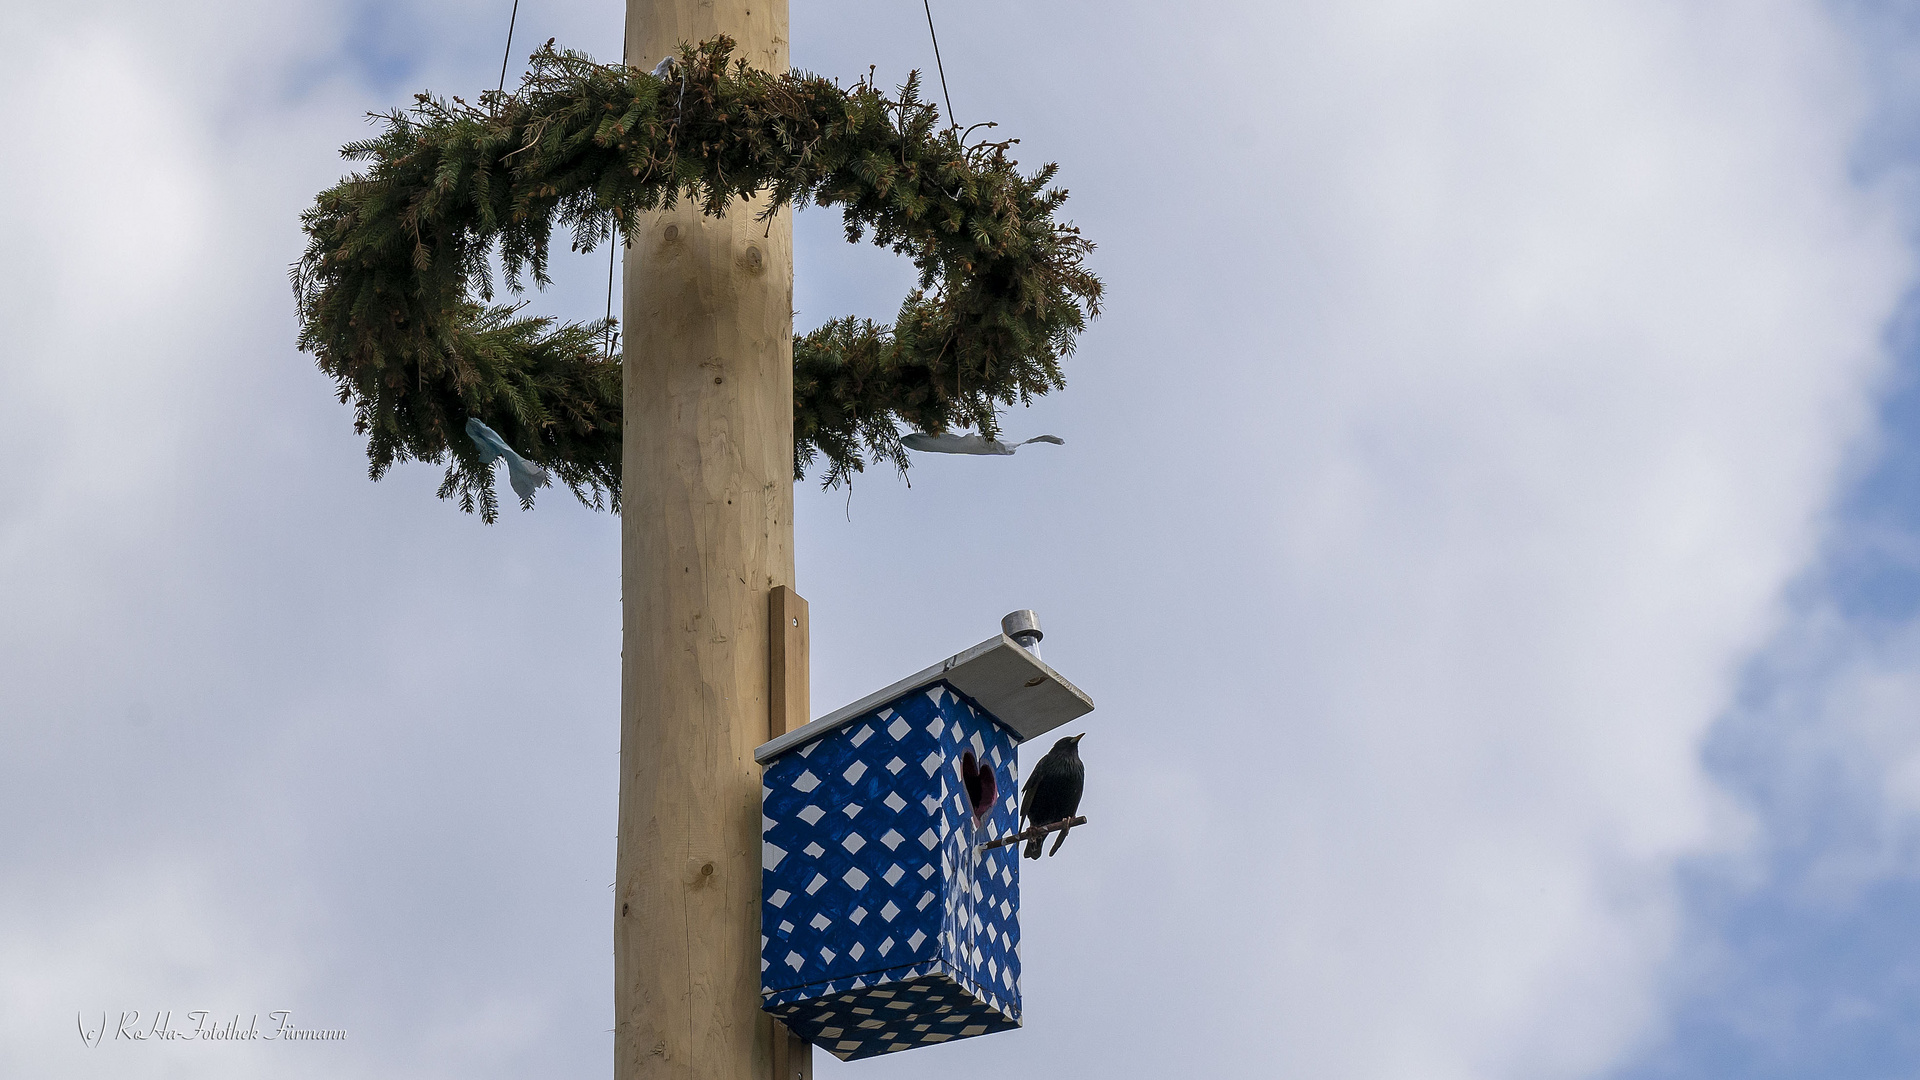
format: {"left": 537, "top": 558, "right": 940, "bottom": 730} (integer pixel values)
{"left": 1072, "top": 733, "right": 1085, "bottom": 743}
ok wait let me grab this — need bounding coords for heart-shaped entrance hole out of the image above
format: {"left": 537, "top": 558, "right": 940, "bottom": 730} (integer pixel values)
{"left": 961, "top": 750, "right": 997, "bottom": 825}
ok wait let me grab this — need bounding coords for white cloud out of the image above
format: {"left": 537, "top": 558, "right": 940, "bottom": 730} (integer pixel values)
{"left": 849, "top": 2, "right": 1910, "bottom": 1077}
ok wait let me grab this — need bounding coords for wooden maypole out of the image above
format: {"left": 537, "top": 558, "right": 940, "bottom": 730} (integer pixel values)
{"left": 614, "top": 0, "right": 804, "bottom": 1076}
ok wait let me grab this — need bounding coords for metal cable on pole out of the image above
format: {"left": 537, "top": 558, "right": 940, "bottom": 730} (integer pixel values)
{"left": 605, "top": 230, "right": 618, "bottom": 358}
{"left": 920, "top": 0, "right": 956, "bottom": 127}
{"left": 497, "top": 0, "right": 523, "bottom": 93}
{"left": 606, "top": 6, "right": 623, "bottom": 360}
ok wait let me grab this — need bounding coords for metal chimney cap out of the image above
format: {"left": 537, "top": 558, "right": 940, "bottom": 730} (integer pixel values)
{"left": 1001, "top": 609, "right": 1043, "bottom": 642}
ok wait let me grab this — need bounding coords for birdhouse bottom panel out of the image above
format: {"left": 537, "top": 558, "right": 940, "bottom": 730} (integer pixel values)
{"left": 764, "top": 959, "right": 1020, "bottom": 1061}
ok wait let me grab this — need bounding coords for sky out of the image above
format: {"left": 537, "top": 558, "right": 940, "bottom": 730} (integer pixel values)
{"left": 5, "top": 0, "right": 1920, "bottom": 1077}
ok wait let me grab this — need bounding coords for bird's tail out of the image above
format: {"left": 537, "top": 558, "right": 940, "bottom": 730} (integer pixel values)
{"left": 1048, "top": 824, "right": 1072, "bottom": 856}
{"left": 1023, "top": 835, "right": 1042, "bottom": 860}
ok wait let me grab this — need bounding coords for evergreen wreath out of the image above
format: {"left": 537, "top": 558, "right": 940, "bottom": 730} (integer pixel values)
{"left": 293, "top": 37, "right": 1102, "bottom": 521}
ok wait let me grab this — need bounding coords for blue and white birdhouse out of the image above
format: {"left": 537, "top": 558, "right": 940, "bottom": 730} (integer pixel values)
{"left": 756, "top": 613, "right": 1094, "bottom": 1061}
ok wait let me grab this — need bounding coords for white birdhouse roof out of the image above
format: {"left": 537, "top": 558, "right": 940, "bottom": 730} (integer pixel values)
{"left": 754, "top": 631, "right": 1094, "bottom": 764}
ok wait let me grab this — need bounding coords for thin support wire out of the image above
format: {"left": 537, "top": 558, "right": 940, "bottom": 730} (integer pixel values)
{"left": 605, "top": 225, "right": 619, "bottom": 358}
{"left": 607, "top": 6, "right": 626, "bottom": 361}
{"left": 497, "top": 0, "right": 522, "bottom": 93}
{"left": 920, "top": 0, "right": 957, "bottom": 128}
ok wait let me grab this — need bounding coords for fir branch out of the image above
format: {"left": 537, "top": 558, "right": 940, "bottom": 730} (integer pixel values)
{"left": 294, "top": 36, "right": 1101, "bottom": 520}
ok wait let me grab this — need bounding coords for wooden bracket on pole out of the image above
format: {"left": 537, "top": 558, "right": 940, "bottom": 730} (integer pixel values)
{"left": 770, "top": 586, "right": 809, "bottom": 745}
{"left": 768, "top": 585, "right": 814, "bottom": 1080}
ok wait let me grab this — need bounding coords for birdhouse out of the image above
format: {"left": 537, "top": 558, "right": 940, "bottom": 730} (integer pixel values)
{"left": 756, "top": 612, "right": 1094, "bottom": 1061}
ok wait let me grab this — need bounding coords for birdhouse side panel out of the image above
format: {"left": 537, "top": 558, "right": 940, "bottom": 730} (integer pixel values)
{"left": 936, "top": 709, "right": 1023, "bottom": 1019}
{"left": 760, "top": 683, "right": 1022, "bottom": 1009}
{"left": 761, "top": 690, "right": 949, "bottom": 992}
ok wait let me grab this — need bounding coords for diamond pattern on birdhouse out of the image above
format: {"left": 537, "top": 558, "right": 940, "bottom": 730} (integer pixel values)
{"left": 761, "top": 681, "right": 1022, "bottom": 1060}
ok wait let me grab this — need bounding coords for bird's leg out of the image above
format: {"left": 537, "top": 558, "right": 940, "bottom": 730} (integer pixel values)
{"left": 1046, "top": 822, "right": 1072, "bottom": 856}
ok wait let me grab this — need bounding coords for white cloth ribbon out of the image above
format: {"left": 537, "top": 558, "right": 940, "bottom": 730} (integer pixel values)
{"left": 465, "top": 418, "right": 553, "bottom": 503}
{"left": 901, "top": 432, "right": 1065, "bottom": 456}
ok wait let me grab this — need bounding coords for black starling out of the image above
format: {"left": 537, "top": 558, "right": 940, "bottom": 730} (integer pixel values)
{"left": 1020, "top": 733, "right": 1085, "bottom": 859}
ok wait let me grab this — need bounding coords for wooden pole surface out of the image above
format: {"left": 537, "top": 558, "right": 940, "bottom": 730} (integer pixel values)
{"left": 615, "top": 0, "right": 793, "bottom": 1075}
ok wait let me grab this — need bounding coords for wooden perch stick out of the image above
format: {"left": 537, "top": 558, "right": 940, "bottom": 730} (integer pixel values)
{"left": 979, "top": 816, "right": 1088, "bottom": 851}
